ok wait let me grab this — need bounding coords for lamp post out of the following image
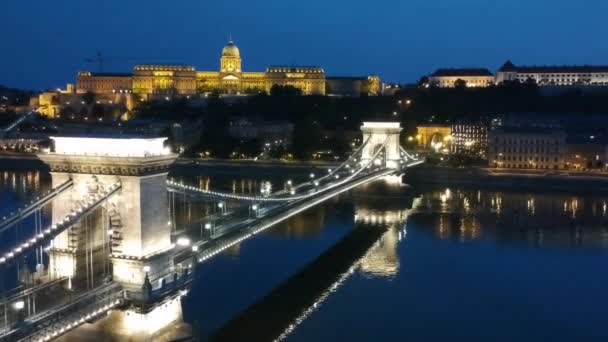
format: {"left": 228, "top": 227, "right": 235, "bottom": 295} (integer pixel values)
{"left": 203, "top": 222, "right": 213, "bottom": 238}
{"left": 250, "top": 203, "right": 259, "bottom": 218}
{"left": 13, "top": 300, "right": 25, "bottom": 325}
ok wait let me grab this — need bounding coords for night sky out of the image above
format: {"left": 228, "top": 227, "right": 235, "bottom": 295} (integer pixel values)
{"left": 3, "top": 0, "right": 608, "bottom": 90}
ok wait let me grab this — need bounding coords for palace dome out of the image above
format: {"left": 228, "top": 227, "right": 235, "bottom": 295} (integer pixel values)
{"left": 222, "top": 41, "right": 240, "bottom": 58}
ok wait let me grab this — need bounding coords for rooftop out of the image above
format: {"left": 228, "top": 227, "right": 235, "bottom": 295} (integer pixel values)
{"left": 50, "top": 136, "right": 171, "bottom": 157}
{"left": 361, "top": 122, "right": 401, "bottom": 129}
{"left": 134, "top": 65, "right": 196, "bottom": 72}
{"left": 499, "top": 60, "right": 608, "bottom": 73}
{"left": 79, "top": 72, "right": 133, "bottom": 77}
{"left": 267, "top": 66, "right": 325, "bottom": 73}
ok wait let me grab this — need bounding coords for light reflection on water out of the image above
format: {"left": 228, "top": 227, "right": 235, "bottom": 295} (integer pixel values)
{"left": 414, "top": 187, "right": 608, "bottom": 249}
{"left": 2, "top": 169, "right": 608, "bottom": 341}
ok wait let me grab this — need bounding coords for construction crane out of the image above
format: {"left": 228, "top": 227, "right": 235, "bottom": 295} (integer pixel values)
{"left": 85, "top": 51, "right": 105, "bottom": 73}
{"left": 85, "top": 52, "right": 161, "bottom": 73}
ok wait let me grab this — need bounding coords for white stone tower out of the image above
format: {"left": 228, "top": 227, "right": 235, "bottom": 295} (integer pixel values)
{"left": 360, "top": 122, "right": 403, "bottom": 170}
{"left": 37, "top": 136, "right": 177, "bottom": 287}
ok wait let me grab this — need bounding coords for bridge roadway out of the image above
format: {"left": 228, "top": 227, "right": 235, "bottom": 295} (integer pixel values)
{"left": 173, "top": 168, "right": 397, "bottom": 266}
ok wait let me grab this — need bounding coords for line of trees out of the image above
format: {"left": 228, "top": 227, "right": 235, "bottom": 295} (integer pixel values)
{"left": 136, "top": 82, "right": 608, "bottom": 159}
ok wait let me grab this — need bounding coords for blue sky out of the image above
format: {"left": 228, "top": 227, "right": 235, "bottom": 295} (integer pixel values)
{"left": 2, "top": 0, "right": 608, "bottom": 89}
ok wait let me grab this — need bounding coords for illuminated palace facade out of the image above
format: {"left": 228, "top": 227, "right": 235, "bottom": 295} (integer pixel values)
{"left": 77, "top": 41, "right": 381, "bottom": 97}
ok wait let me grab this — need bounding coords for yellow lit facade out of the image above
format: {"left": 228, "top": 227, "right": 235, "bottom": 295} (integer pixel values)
{"left": 132, "top": 65, "right": 197, "bottom": 97}
{"left": 428, "top": 68, "right": 495, "bottom": 88}
{"left": 76, "top": 40, "right": 381, "bottom": 97}
{"left": 77, "top": 72, "right": 132, "bottom": 94}
{"left": 416, "top": 124, "right": 452, "bottom": 149}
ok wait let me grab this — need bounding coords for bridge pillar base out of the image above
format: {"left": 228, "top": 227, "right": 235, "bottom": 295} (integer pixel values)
{"left": 111, "top": 253, "right": 172, "bottom": 288}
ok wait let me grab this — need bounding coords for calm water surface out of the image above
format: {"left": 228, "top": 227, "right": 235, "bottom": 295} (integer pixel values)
{"left": 1, "top": 169, "right": 608, "bottom": 341}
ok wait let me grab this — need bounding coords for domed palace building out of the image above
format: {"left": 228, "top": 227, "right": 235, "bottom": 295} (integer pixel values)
{"left": 76, "top": 40, "right": 381, "bottom": 99}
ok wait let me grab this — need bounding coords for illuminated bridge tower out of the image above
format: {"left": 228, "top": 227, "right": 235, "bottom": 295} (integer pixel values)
{"left": 37, "top": 136, "right": 178, "bottom": 287}
{"left": 360, "top": 122, "right": 403, "bottom": 170}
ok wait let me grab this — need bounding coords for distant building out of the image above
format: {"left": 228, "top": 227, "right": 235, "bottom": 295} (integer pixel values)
{"left": 416, "top": 124, "right": 451, "bottom": 151}
{"left": 228, "top": 117, "right": 294, "bottom": 146}
{"left": 77, "top": 72, "right": 133, "bottom": 94}
{"left": 428, "top": 68, "right": 495, "bottom": 88}
{"left": 35, "top": 90, "right": 133, "bottom": 119}
{"left": 488, "top": 127, "right": 566, "bottom": 170}
{"left": 450, "top": 122, "right": 489, "bottom": 157}
{"left": 76, "top": 40, "right": 381, "bottom": 99}
{"left": 565, "top": 136, "right": 608, "bottom": 170}
{"left": 326, "top": 76, "right": 382, "bottom": 96}
{"left": 496, "top": 60, "right": 608, "bottom": 86}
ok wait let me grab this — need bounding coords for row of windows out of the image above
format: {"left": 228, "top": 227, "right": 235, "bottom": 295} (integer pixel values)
{"left": 496, "top": 163, "right": 560, "bottom": 170}
{"left": 452, "top": 126, "right": 487, "bottom": 132}
{"left": 496, "top": 155, "right": 559, "bottom": 162}
{"left": 496, "top": 146, "right": 559, "bottom": 153}
{"left": 519, "top": 73, "right": 608, "bottom": 78}
{"left": 495, "top": 138, "right": 561, "bottom": 145}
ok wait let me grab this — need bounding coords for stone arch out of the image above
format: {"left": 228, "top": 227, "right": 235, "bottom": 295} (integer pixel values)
{"left": 360, "top": 122, "right": 403, "bottom": 170}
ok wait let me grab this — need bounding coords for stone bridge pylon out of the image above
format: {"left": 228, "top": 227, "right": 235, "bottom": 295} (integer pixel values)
{"left": 360, "top": 122, "right": 403, "bottom": 170}
{"left": 37, "top": 136, "right": 178, "bottom": 287}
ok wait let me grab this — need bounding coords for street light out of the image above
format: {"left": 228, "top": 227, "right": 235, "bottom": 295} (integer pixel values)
{"left": 12, "top": 301, "right": 24, "bottom": 311}
{"left": 177, "top": 237, "right": 191, "bottom": 247}
{"left": 250, "top": 204, "right": 259, "bottom": 218}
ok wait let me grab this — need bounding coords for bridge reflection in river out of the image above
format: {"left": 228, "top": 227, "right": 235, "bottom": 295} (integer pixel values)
{"left": 3, "top": 169, "right": 608, "bottom": 341}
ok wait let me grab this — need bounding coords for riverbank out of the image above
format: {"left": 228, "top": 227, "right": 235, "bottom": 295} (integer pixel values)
{"left": 172, "top": 158, "right": 337, "bottom": 177}
{"left": 404, "top": 165, "right": 608, "bottom": 193}
{"left": 4, "top": 151, "right": 608, "bottom": 192}
{"left": 0, "top": 153, "right": 338, "bottom": 173}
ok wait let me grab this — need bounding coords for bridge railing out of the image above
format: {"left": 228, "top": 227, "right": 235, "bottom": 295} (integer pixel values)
{"left": 2, "top": 110, "right": 37, "bottom": 134}
{"left": 0, "top": 182, "right": 122, "bottom": 268}
{"left": 0, "top": 179, "right": 73, "bottom": 234}
{"left": 167, "top": 136, "right": 391, "bottom": 204}
{"left": 169, "top": 141, "right": 394, "bottom": 265}
{"left": 12, "top": 283, "right": 124, "bottom": 342}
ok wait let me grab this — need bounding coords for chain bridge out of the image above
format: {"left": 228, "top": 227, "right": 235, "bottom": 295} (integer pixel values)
{"left": 0, "top": 122, "right": 422, "bottom": 341}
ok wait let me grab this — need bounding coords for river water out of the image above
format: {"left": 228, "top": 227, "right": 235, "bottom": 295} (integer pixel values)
{"left": 1, "top": 168, "right": 608, "bottom": 341}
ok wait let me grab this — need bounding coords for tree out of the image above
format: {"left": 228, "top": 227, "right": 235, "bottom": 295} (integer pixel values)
{"left": 291, "top": 119, "right": 322, "bottom": 160}
{"left": 270, "top": 85, "right": 302, "bottom": 97}
{"left": 82, "top": 91, "right": 96, "bottom": 105}
{"left": 454, "top": 79, "right": 467, "bottom": 89}
{"left": 417, "top": 76, "right": 429, "bottom": 87}
{"left": 91, "top": 104, "right": 105, "bottom": 120}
